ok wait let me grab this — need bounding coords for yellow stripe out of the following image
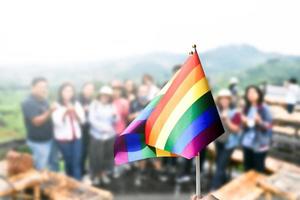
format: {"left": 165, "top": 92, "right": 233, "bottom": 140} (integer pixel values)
{"left": 148, "top": 69, "right": 181, "bottom": 157}
{"left": 156, "top": 148, "right": 172, "bottom": 157}
{"left": 148, "top": 66, "right": 203, "bottom": 145}
{"left": 154, "top": 77, "right": 210, "bottom": 149}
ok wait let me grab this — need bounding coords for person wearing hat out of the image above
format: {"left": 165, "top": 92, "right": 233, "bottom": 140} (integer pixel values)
{"left": 211, "top": 89, "right": 242, "bottom": 190}
{"left": 88, "top": 85, "right": 117, "bottom": 185}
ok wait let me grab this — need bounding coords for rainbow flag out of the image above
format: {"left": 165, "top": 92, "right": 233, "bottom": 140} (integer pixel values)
{"left": 114, "top": 75, "right": 177, "bottom": 165}
{"left": 114, "top": 49, "right": 224, "bottom": 165}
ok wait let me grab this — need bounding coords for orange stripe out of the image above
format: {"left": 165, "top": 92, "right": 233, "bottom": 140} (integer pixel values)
{"left": 147, "top": 64, "right": 205, "bottom": 145}
{"left": 145, "top": 53, "right": 200, "bottom": 143}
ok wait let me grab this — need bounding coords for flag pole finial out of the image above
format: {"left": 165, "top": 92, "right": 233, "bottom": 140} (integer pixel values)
{"left": 192, "top": 44, "right": 197, "bottom": 53}
{"left": 192, "top": 44, "right": 197, "bottom": 52}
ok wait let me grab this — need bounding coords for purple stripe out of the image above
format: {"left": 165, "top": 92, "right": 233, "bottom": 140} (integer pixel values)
{"left": 120, "top": 120, "right": 146, "bottom": 136}
{"left": 114, "top": 136, "right": 129, "bottom": 165}
{"left": 172, "top": 106, "right": 221, "bottom": 154}
{"left": 115, "top": 151, "right": 129, "bottom": 165}
{"left": 181, "top": 120, "right": 224, "bottom": 159}
{"left": 120, "top": 102, "right": 156, "bottom": 136}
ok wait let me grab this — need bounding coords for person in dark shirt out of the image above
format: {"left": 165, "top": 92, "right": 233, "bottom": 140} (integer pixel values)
{"left": 128, "top": 85, "right": 149, "bottom": 122}
{"left": 78, "top": 82, "right": 95, "bottom": 175}
{"left": 21, "top": 77, "right": 57, "bottom": 170}
{"left": 129, "top": 85, "right": 166, "bottom": 185}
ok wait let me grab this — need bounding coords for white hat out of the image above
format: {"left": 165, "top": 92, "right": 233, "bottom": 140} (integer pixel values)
{"left": 99, "top": 85, "right": 113, "bottom": 95}
{"left": 217, "top": 89, "right": 232, "bottom": 98}
{"left": 229, "top": 77, "right": 239, "bottom": 84}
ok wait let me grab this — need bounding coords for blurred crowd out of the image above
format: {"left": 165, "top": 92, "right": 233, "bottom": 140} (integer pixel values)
{"left": 20, "top": 64, "right": 299, "bottom": 191}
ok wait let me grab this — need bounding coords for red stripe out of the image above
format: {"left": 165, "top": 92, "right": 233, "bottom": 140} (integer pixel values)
{"left": 145, "top": 52, "right": 201, "bottom": 143}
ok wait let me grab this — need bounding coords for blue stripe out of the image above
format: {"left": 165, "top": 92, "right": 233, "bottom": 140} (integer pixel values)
{"left": 136, "top": 106, "right": 154, "bottom": 121}
{"left": 125, "top": 133, "right": 144, "bottom": 162}
{"left": 136, "top": 96, "right": 162, "bottom": 121}
{"left": 172, "top": 106, "right": 220, "bottom": 154}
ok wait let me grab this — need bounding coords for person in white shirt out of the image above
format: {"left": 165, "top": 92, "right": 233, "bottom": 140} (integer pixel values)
{"left": 285, "top": 78, "right": 299, "bottom": 113}
{"left": 88, "top": 86, "right": 117, "bottom": 185}
{"left": 52, "top": 82, "right": 85, "bottom": 180}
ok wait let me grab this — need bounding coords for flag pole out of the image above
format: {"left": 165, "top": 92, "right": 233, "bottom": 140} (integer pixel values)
{"left": 191, "top": 44, "right": 201, "bottom": 198}
{"left": 196, "top": 152, "right": 201, "bottom": 198}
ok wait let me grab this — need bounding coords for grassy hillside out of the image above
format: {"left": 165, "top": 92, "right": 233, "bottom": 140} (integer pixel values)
{"left": 201, "top": 44, "right": 279, "bottom": 74}
{"left": 238, "top": 57, "right": 300, "bottom": 87}
{"left": 0, "top": 90, "right": 26, "bottom": 142}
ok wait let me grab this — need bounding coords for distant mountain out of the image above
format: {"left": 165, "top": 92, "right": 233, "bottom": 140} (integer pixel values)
{"left": 200, "top": 44, "right": 280, "bottom": 74}
{"left": 0, "top": 44, "right": 297, "bottom": 89}
{"left": 237, "top": 57, "right": 300, "bottom": 87}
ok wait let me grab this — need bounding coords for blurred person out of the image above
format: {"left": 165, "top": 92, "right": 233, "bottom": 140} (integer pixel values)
{"left": 78, "top": 82, "right": 95, "bottom": 175}
{"left": 241, "top": 85, "right": 272, "bottom": 172}
{"left": 161, "top": 64, "right": 182, "bottom": 87}
{"left": 111, "top": 80, "right": 131, "bottom": 178}
{"left": 128, "top": 84, "right": 149, "bottom": 186}
{"left": 228, "top": 77, "right": 239, "bottom": 107}
{"left": 211, "top": 89, "right": 242, "bottom": 190}
{"left": 142, "top": 74, "right": 159, "bottom": 101}
{"left": 285, "top": 77, "right": 299, "bottom": 114}
{"left": 176, "top": 149, "right": 206, "bottom": 184}
{"left": 128, "top": 84, "right": 149, "bottom": 122}
{"left": 111, "top": 80, "right": 129, "bottom": 135}
{"left": 52, "top": 83, "right": 85, "bottom": 180}
{"left": 88, "top": 86, "right": 117, "bottom": 185}
{"left": 124, "top": 79, "right": 137, "bottom": 103}
{"left": 128, "top": 85, "right": 165, "bottom": 185}
{"left": 259, "top": 81, "right": 268, "bottom": 95}
{"left": 111, "top": 80, "right": 123, "bottom": 91}
{"left": 162, "top": 156, "right": 177, "bottom": 180}
{"left": 21, "top": 77, "right": 57, "bottom": 170}
{"left": 172, "top": 64, "right": 181, "bottom": 74}
{"left": 229, "top": 77, "right": 239, "bottom": 96}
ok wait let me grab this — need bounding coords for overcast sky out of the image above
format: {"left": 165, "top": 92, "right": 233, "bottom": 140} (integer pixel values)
{"left": 0, "top": 0, "right": 299, "bottom": 64}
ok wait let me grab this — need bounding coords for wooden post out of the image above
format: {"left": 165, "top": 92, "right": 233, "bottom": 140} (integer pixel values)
{"left": 33, "top": 185, "right": 40, "bottom": 200}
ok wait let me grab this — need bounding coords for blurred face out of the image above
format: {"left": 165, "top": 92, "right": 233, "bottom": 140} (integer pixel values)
{"left": 247, "top": 88, "right": 259, "bottom": 104}
{"left": 125, "top": 80, "right": 134, "bottom": 92}
{"left": 237, "top": 99, "right": 245, "bottom": 111}
{"left": 113, "top": 87, "right": 122, "bottom": 99}
{"left": 137, "top": 85, "right": 149, "bottom": 105}
{"left": 82, "top": 83, "right": 95, "bottom": 98}
{"left": 219, "top": 97, "right": 231, "bottom": 109}
{"left": 62, "top": 85, "right": 74, "bottom": 103}
{"left": 99, "top": 94, "right": 111, "bottom": 104}
{"left": 32, "top": 81, "right": 48, "bottom": 99}
{"left": 142, "top": 76, "right": 152, "bottom": 86}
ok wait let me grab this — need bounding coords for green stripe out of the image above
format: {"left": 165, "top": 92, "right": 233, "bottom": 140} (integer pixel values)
{"left": 147, "top": 95, "right": 162, "bottom": 108}
{"left": 140, "top": 134, "right": 156, "bottom": 158}
{"left": 142, "top": 146, "right": 156, "bottom": 158}
{"left": 164, "top": 91, "right": 215, "bottom": 151}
